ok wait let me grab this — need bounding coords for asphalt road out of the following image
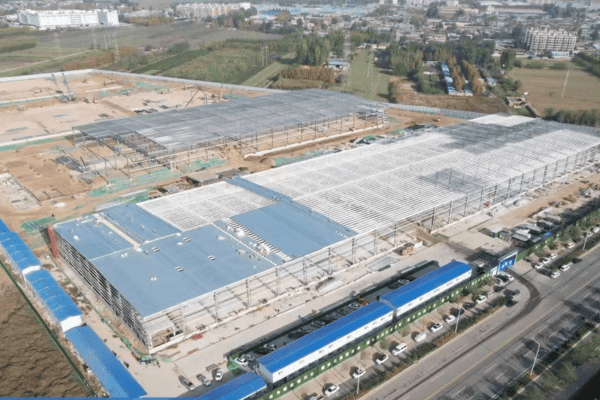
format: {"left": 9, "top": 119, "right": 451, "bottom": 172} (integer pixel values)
{"left": 360, "top": 245, "right": 600, "bottom": 400}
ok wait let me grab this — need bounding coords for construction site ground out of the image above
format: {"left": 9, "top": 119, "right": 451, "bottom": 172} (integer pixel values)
{"left": 0, "top": 86, "right": 529, "bottom": 397}
{"left": 390, "top": 76, "right": 509, "bottom": 114}
{"left": 0, "top": 72, "right": 268, "bottom": 143}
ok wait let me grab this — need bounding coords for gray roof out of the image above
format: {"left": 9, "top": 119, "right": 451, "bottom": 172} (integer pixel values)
{"left": 76, "top": 90, "right": 377, "bottom": 156}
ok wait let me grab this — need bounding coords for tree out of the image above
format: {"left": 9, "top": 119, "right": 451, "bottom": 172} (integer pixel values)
{"left": 426, "top": 3, "right": 440, "bottom": 19}
{"left": 557, "top": 363, "right": 577, "bottom": 387}
{"left": 592, "top": 29, "right": 599, "bottom": 41}
{"left": 525, "top": 386, "right": 546, "bottom": 400}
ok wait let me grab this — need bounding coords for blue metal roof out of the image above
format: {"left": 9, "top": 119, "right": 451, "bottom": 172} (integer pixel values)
{"left": 90, "top": 224, "right": 279, "bottom": 317}
{"left": 0, "top": 231, "right": 19, "bottom": 243}
{"left": 65, "top": 326, "right": 146, "bottom": 398}
{"left": 26, "top": 270, "right": 82, "bottom": 322}
{"left": 11, "top": 249, "right": 40, "bottom": 271}
{"left": 198, "top": 373, "right": 266, "bottom": 400}
{"left": 102, "top": 204, "right": 180, "bottom": 243}
{"left": 54, "top": 215, "right": 133, "bottom": 260}
{"left": 259, "top": 302, "right": 393, "bottom": 374}
{"left": 0, "top": 218, "right": 9, "bottom": 233}
{"left": 6, "top": 243, "right": 30, "bottom": 257}
{"left": 232, "top": 200, "right": 355, "bottom": 258}
{"left": 381, "top": 261, "right": 472, "bottom": 309}
{"left": 229, "top": 176, "right": 287, "bottom": 202}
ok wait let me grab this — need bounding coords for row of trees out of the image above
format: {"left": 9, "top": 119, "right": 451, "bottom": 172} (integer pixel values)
{"left": 573, "top": 53, "right": 600, "bottom": 79}
{"left": 280, "top": 66, "right": 335, "bottom": 83}
{"left": 544, "top": 108, "right": 600, "bottom": 127}
{"left": 294, "top": 34, "right": 331, "bottom": 66}
{"left": 447, "top": 56, "right": 465, "bottom": 91}
{"left": 500, "top": 50, "right": 516, "bottom": 70}
{"left": 462, "top": 60, "right": 484, "bottom": 95}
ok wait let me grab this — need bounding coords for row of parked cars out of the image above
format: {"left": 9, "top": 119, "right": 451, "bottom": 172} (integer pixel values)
{"left": 179, "top": 368, "right": 224, "bottom": 391}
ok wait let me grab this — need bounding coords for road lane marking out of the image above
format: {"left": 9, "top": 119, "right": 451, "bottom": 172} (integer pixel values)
{"left": 515, "top": 343, "right": 525, "bottom": 351}
{"left": 524, "top": 349, "right": 533, "bottom": 357}
{"left": 453, "top": 386, "right": 467, "bottom": 398}
{"left": 495, "top": 370, "right": 507, "bottom": 380}
{"left": 484, "top": 364, "right": 497, "bottom": 374}
{"left": 430, "top": 372, "right": 445, "bottom": 382}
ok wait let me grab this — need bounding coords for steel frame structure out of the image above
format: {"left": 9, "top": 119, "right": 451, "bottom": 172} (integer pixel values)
{"left": 58, "top": 118, "right": 600, "bottom": 352}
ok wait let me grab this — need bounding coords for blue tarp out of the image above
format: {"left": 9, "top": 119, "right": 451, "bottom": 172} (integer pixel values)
{"left": 26, "top": 270, "right": 82, "bottom": 323}
{"left": 198, "top": 373, "right": 266, "bottom": 400}
{"left": 259, "top": 302, "right": 393, "bottom": 374}
{"left": 65, "top": 326, "right": 146, "bottom": 398}
{"left": 381, "top": 261, "right": 472, "bottom": 309}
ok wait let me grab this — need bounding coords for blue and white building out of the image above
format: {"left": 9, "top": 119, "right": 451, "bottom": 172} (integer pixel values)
{"left": 198, "top": 372, "right": 267, "bottom": 400}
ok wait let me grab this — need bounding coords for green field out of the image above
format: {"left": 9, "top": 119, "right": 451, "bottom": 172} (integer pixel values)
{"left": 242, "top": 53, "right": 295, "bottom": 87}
{"left": 337, "top": 50, "right": 390, "bottom": 102}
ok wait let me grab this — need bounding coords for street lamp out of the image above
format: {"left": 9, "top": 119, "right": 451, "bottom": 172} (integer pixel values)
{"left": 530, "top": 337, "right": 541, "bottom": 376}
{"left": 455, "top": 310, "right": 460, "bottom": 333}
{"left": 356, "top": 360, "right": 362, "bottom": 395}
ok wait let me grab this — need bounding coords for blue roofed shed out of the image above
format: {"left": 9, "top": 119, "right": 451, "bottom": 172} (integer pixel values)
{"left": 25, "top": 269, "right": 82, "bottom": 329}
{"left": 65, "top": 326, "right": 147, "bottom": 398}
{"left": 259, "top": 302, "right": 393, "bottom": 380}
{"left": 381, "top": 261, "right": 472, "bottom": 311}
{"left": 198, "top": 373, "right": 266, "bottom": 400}
{"left": 0, "top": 219, "right": 9, "bottom": 233}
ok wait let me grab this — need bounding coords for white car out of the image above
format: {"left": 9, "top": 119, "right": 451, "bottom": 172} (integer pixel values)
{"left": 311, "top": 320, "right": 327, "bottom": 328}
{"left": 533, "top": 262, "right": 544, "bottom": 270}
{"left": 566, "top": 242, "right": 575, "bottom": 249}
{"left": 214, "top": 369, "right": 224, "bottom": 382}
{"left": 391, "top": 343, "right": 408, "bottom": 356}
{"left": 560, "top": 263, "right": 571, "bottom": 272}
{"left": 542, "top": 257, "right": 552, "bottom": 265}
{"left": 352, "top": 368, "right": 366, "bottom": 379}
{"left": 444, "top": 314, "right": 456, "bottom": 324}
{"left": 593, "top": 227, "right": 600, "bottom": 234}
{"left": 429, "top": 323, "right": 443, "bottom": 333}
{"left": 550, "top": 271, "right": 561, "bottom": 279}
{"left": 323, "top": 385, "right": 339, "bottom": 397}
{"left": 197, "top": 374, "right": 211, "bottom": 387}
{"left": 180, "top": 376, "right": 196, "bottom": 391}
{"left": 549, "top": 253, "right": 558, "bottom": 260}
{"left": 500, "top": 273, "right": 514, "bottom": 282}
{"left": 375, "top": 354, "right": 389, "bottom": 364}
{"left": 235, "top": 356, "right": 249, "bottom": 366}
{"left": 475, "top": 295, "right": 487, "bottom": 304}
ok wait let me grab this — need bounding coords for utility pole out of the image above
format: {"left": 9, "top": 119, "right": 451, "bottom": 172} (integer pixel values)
{"left": 583, "top": 227, "right": 593, "bottom": 250}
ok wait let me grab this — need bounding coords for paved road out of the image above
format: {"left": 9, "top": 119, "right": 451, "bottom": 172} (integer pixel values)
{"left": 361, "top": 246, "right": 600, "bottom": 400}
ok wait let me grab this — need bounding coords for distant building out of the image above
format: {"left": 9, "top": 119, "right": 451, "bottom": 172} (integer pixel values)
{"left": 175, "top": 2, "right": 251, "bottom": 19}
{"left": 525, "top": 28, "right": 577, "bottom": 55}
{"left": 17, "top": 9, "right": 118, "bottom": 29}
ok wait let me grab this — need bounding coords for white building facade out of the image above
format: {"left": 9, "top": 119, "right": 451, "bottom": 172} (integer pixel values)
{"left": 17, "top": 9, "right": 118, "bottom": 29}
{"left": 525, "top": 28, "right": 577, "bottom": 55}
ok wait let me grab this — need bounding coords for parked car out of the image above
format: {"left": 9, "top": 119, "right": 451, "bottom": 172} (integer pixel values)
{"left": 507, "top": 300, "right": 519, "bottom": 308}
{"left": 542, "top": 257, "right": 552, "bottom": 265}
{"left": 414, "top": 332, "right": 427, "bottom": 342}
{"left": 533, "top": 262, "right": 544, "bottom": 269}
{"left": 444, "top": 314, "right": 456, "bottom": 324}
{"left": 510, "top": 289, "right": 521, "bottom": 299}
{"left": 311, "top": 320, "right": 328, "bottom": 328}
{"left": 500, "top": 273, "right": 514, "bottom": 282}
{"left": 549, "top": 253, "right": 558, "bottom": 260}
{"left": 298, "top": 326, "right": 313, "bottom": 333}
{"left": 458, "top": 308, "right": 466, "bottom": 316}
{"left": 560, "top": 263, "right": 571, "bottom": 272}
{"left": 323, "top": 384, "right": 339, "bottom": 397}
{"left": 348, "top": 302, "right": 363, "bottom": 310}
{"left": 550, "top": 271, "right": 561, "bottom": 279}
{"left": 180, "top": 376, "right": 196, "bottom": 391}
{"left": 214, "top": 369, "right": 224, "bottom": 382}
{"left": 352, "top": 368, "right": 366, "bottom": 379}
{"left": 256, "top": 347, "right": 271, "bottom": 355}
{"left": 375, "top": 354, "right": 389, "bottom": 364}
{"left": 197, "top": 374, "right": 211, "bottom": 387}
{"left": 494, "top": 277, "right": 506, "bottom": 286}
{"left": 429, "top": 323, "right": 443, "bottom": 333}
{"left": 398, "top": 279, "right": 411, "bottom": 285}
{"left": 288, "top": 331, "right": 308, "bottom": 339}
{"left": 566, "top": 242, "right": 575, "bottom": 249}
{"left": 593, "top": 227, "right": 600, "bottom": 234}
{"left": 235, "top": 355, "right": 249, "bottom": 366}
{"left": 391, "top": 343, "right": 408, "bottom": 356}
{"left": 475, "top": 295, "right": 487, "bottom": 304}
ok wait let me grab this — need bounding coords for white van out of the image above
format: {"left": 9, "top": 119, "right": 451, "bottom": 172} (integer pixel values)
{"left": 414, "top": 332, "right": 427, "bottom": 343}
{"left": 392, "top": 343, "right": 408, "bottom": 356}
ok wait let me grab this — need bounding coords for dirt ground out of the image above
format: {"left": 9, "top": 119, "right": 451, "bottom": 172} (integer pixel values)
{"left": 0, "top": 72, "right": 268, "bottom": 142}
{"left": 0, "top": 268, "right": 89, "bottom": 397}
{"left": 391, "top": 76, "right": 509, "bottom": 114}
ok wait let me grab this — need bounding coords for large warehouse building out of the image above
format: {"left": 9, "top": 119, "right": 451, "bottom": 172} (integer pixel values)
{"left": 54, "top": 110, "right": 600, "bottom": 351}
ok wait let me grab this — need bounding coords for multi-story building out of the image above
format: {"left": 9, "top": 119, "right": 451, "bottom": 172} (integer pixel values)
{"left": 525, "top": 28, "right": 577, "bottom": 55}
{"left": 17, "top": 9, "right": 118, "bottom": 29}
{"left": 175, "top": 2, "right": 251, "bottom": 19}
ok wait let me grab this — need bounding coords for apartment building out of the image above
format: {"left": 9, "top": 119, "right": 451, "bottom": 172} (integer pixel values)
{"left": 525, "top": 27, "right": 577, "bottom": 54}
